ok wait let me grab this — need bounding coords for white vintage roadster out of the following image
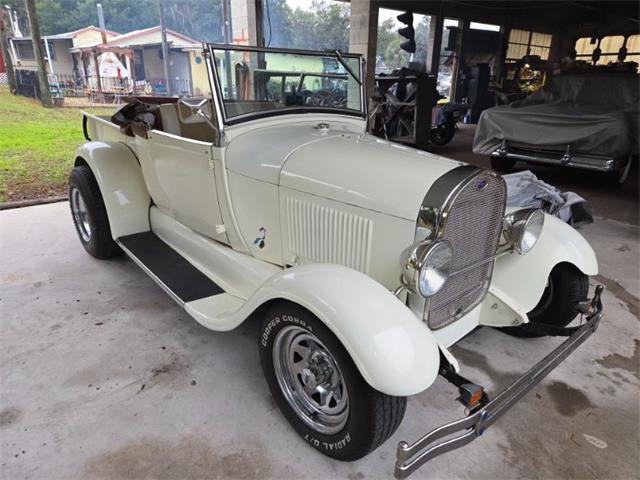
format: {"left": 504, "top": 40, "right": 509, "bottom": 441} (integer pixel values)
{"left": 70, "top": 45, "right": 603, "bottom": 477}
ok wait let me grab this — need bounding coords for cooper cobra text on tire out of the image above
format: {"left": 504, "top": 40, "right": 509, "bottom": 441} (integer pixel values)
{"left": 69, "top": 165, "right": 122, "bottom": 259}
{"left": 259, "top": 301, "right": 406, "bottom": 461}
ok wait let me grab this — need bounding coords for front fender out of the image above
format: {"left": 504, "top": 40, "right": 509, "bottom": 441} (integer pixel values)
{"left": 491, "top": 213, "right": 598, "bottom": 313}
{"left": 187, "top": 264, "right": 440, "bottom": 397}
{"left": 76, "top": 141, "right": 150, "bottom": 239}
{"left": 257, "top": 264, "right": 440, "bottom": 397}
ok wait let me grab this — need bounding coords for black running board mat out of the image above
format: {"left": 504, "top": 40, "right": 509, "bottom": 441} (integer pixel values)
{"left": 117, "top": 231, "right": 224, "bottom": 303}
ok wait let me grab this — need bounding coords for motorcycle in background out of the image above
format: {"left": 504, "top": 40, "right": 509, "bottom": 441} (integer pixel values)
{"left": 430, "top": 101, "right": 470, "bottom": 146}
{"left": 369, "top": 69, "right": 469, "bottom": 148}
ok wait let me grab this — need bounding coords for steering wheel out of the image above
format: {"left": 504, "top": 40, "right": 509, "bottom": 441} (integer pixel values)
{"left": 306, "top": 89, "right": 337, "bottom": 107}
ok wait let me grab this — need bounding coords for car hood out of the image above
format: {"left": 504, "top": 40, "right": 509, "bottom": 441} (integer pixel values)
{"left": 226, "top": 120, "right": 462, "bottom": 221}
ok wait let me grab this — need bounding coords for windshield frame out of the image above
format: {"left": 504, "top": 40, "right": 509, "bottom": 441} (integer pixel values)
{"left": 205, "top": 43, "right": 366, "bottom": 127}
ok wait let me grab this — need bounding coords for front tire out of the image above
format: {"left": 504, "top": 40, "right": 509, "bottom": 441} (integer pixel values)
{"left": 69, "top": 165, "right": 121, "bottom": 259}
{"left": 502, "top": 263, "right": 589, "bottom": 338}
{"left": 259, "top": 301, "right": 406, "bottom": 461}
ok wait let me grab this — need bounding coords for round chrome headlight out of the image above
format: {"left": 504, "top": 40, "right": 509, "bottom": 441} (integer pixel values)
{"left": 504, "top": 209, "right": 545, "bottom": 254}
{"left": 401, "top": 240, "right": 454, "bottom": 297}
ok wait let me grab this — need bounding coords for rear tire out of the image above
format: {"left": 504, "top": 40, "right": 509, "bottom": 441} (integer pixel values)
{"left": 490, "top": 156, "right": 517, "bottom": 173}
{"left": 69, "top": 165, "right": 122, "bottom": 259}
{"left": 502, "top": 263, "right": 589, "bottom": 338}
{"left": 259, "top": 301, "right": 406, "bottom": 461}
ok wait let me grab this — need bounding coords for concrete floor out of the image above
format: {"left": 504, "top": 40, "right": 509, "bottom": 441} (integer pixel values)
{"left": 1, "top": 156, "right": 639, "bottom": 478}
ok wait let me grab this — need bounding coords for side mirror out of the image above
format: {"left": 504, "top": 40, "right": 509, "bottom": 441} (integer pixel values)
{"left": 176, "top": 98, "right": 220, "bottom": 142}
{"left": 177, "top": 98, "right": 212, "bottom": 124}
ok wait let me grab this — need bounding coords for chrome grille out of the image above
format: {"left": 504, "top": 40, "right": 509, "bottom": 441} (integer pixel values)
{"left": 427, "top": 171, "right": 506, "bottom": 329}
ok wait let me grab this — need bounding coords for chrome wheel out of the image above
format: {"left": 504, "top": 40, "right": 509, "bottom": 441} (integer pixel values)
{"left": 272, "top": 326, "right": 349, "bottom": 435}
{"left": 70, "top": 186, "right": 91, "bottom": 242}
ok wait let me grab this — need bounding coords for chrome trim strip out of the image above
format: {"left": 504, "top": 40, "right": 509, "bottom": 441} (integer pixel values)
{"left": 205, "top": 43, "right": 363, "bottom": 59}
{"left": 205, "top": 44, "right": 227, "bottom": 138}
{"left": 491, "top": 146, "right": 616, "bottom": 172}
{"left": 395, "top": 286, "right": 604, "bottom": 478}
{"left": 116, "top": 238, "right": 185, "bottom": 307}
{"left": 414, "top": 165, "right": 481, "bottom": 243}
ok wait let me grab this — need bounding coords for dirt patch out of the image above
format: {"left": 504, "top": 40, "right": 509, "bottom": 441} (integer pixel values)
{"left": 84, "top": 435, "right": 272, "bottom": 479}
{"left": 136, "top": 353, "right": 191, "bottom": 393}
{"left": 546, "top": 381, "right": 594, "bottom": 417}
{"left": 594, "top": 274, "right": 639, "bottom": 320}
{"left": 596, "top": 338, "right": 640, "bottom": 381}
{"left": 0, "top": 407, "right": 22, "bottom": 427}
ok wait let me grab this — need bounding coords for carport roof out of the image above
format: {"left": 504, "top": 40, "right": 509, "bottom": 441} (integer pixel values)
{"left": 375, "top": 1, "right": 639, "bottom": 34}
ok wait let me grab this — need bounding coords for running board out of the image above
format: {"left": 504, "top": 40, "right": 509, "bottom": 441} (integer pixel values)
{"left": 117, "top": 231, "right": 224, "bottom": 305}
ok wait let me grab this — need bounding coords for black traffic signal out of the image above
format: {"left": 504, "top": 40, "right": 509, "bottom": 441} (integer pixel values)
{"left": 397, "top": 11, "right": 416, "bottom": 53}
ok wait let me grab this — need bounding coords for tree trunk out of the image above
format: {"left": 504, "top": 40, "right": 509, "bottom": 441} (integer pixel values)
{"left": 158, "top": 0, "right": 172, "bottom": 96}
{"left": 0, "top": 11, "right": 17, "bottom": 94}
{"left": 24, "top": 0, "right": 52, "bottom": 107}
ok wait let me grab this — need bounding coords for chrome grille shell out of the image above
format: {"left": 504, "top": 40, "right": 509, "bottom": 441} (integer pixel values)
{"left": 410, "top": 166, "right": 506, "bottom": 330}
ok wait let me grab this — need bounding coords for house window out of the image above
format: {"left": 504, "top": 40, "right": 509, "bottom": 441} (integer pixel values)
{"left": 506, "top": 29, "right": 552, "bottom": 61}
{"left": 13, "top": 39, "right": 56, "bottom": 61}
{"left": 575, "top": 35, "right": 638, "bottom": 68}
{"left": 44, "top": 41, "right": 56, "bottom": 61}
{"left": 625, "top": 34, "right": 640, "bottom": 68}
{"left": 14, "top": 40, "right": 35, "bottom": 60}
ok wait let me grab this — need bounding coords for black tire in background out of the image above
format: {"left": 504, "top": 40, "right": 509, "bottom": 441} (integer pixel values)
{"left": 68, "top": 165, "right": 122, "bottom": 259}
{"left": 430, "top": 122, "right": 456, "bottom": 146}
{"left": 259, "top": 301, "right": 406, "bottom": 461}
{"left": 502, "top": 263, "right": 589, "bottom": 338}
{"left": 490, "top": 156, "right": 517, "bottom": 173}
{"left": 605, "top": 156, "right": 633, "bottom": 187}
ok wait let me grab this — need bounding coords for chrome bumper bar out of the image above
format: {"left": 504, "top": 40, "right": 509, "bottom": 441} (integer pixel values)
{"left": 394, "top": 285, "right": 604, "bottom": 479}
{"left": 491, "top": 140, "right": 616, "bottom": 172}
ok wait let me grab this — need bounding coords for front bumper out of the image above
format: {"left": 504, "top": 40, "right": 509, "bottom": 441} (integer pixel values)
{"left": 394, "top": 285, "right": 604, "bottom": 478}
{"left": 491, "top": 140, "right": 616, "bottom": 172}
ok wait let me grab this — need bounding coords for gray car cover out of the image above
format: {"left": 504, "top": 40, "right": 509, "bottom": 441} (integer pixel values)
{"left": 473, "top": 73, "right": 639, "bottom": 158}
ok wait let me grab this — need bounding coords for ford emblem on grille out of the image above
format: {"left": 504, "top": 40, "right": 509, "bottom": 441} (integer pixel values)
{"left": 476, "top": 179, "right": 488, "bottom": 190}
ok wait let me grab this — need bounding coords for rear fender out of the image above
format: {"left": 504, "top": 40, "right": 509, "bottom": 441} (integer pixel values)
{"left": 76, "top": 141, "right": 150, "bottom": 239}
{"left": 489, "top": 213, "right": 598, "bottom": 315}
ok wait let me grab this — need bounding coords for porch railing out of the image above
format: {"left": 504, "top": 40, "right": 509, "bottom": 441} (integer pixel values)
{"left": 13, "top": 68, "right": 193, "bottom": 107}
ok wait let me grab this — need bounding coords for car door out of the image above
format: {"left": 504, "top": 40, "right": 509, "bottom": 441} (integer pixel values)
{"left": 137, "top": 130, "right": 229, "bottom": 245}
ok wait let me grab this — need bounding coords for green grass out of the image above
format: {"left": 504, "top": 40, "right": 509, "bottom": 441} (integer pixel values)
{"left": 0, "top": 85, "right": 113, "bottom": 203}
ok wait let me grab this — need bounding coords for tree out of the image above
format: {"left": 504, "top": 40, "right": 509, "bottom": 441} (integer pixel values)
{"left": 263, "top": 0, "right": 293, "bottom": 47}
{"left": 24, "top": 0, "right": 52, "bottom": 107}
{"left": 4, "top": 0, "right": 224, "bottom": 41}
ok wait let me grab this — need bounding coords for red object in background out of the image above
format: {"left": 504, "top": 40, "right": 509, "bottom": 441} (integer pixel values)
{"left": 0, "top": 48, "right": 6, "bottom": 74}
{"left": 116, "top": 66, "right": 122, "bottom": 80}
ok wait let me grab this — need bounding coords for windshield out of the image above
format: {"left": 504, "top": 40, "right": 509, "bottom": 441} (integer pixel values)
{"left": 209, "top": 46, "right": 364, "bottom": 123}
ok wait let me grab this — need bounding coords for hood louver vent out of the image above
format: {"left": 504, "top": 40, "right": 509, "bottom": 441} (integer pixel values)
{"left": 285, "top": 197, "right": 373, "bottom": 273}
